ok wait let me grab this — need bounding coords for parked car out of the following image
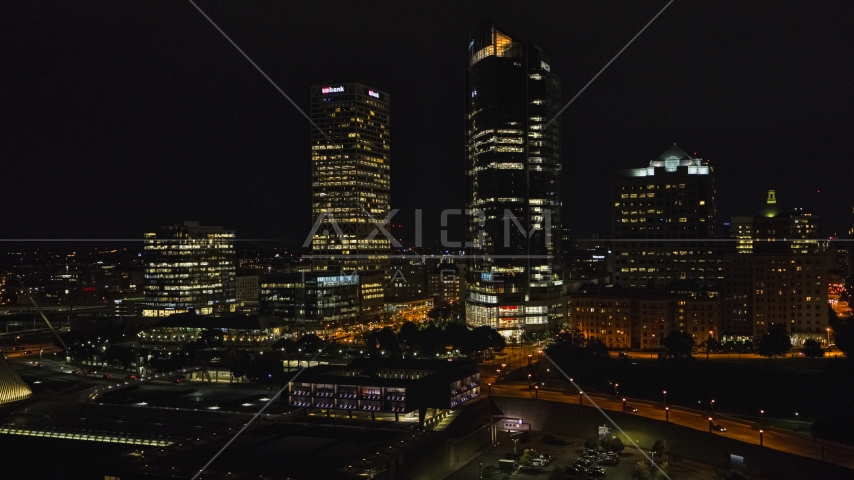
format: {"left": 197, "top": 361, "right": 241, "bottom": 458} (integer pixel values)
{"left": 587, "top": 466, "right": 607, "bottom": 477}
{"left": 711, "top": 423, "right": 727, "bottom": 432}
{"left": 564, "top": 465, "right": 587, "bottom": 476}
{"left": 498, "top": 458, "right": 516, "bottom": 472}
{"left": 126, "top": 374, "right": 138, "bottom": 379}
{"left": 623, "top": 405, "right": 639, "bottom": 413}
{"left": 102, "top": 373, "right": 112, "bottom": 379}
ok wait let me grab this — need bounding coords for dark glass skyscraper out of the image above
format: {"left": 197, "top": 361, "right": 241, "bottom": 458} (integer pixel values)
{"left": 464, "top": 23, "right": 564, "bottom": 335}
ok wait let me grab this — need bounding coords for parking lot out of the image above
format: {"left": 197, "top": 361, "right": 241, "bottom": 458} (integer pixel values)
{"left": 444, "top": 430, "right": 712, "bottom": 479}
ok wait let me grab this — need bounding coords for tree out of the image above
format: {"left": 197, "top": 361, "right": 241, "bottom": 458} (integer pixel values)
{"left": 443, "top": 321, "right": 469, "bottom": 351}
{"left": 653, "top": 462, "right": 670, "bottom": 480}
{"left": 417, "top": 323, "right": 446, "bottom": 355}
{"left": 757, "top": 324, "right": 791, "bottom": 361}
{"left": 230, "top": 353, "right": 252, "bottom": 380}
{"left": 602, "top": 436, "right": 625, "bottom": 453}
{"left": 834, "top": 320, "right": 854, "bottom": 357}
{"left": 698, "top": 337, "right": 721, "bottom": 360}
{"left": 802, "top": 338, "right": 825, "bottom": 358}
{"left": 633, "top": 461, "right": 670, "bottom": 480}
{"left": 463, "top": 325, "right": 506, "bottom": 354}
{"left": 584, "top": 435, "right": 599, "bottom": 450}
{"left": 588, "top": 338, "right": 610, "bottom": 357}
{"left": 662, "top": 331, "right": 695, "bottom": 359}
{"left": 632, "top": 461, "right": 652, "bottom": 480}
{"left": 364, "top": 327, "right": 400, "bottom": 355}
{"left": 651, "top": 440, "right": 665, "bottom": 458}
{"left": 397, "top": 322, "right": 420, "bottom": 350}
{"left": 517, "top": 449, "right": 533, "bottom": 467}
{"left": 554, "top": 328, "right": 587, "bottom": 349}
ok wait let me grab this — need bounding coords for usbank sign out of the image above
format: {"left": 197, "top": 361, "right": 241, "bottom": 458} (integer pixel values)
{"left": 321, "top": 86, "right": 345, "bottom": 94}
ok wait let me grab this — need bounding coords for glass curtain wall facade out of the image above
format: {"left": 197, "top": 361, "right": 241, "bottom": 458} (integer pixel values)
{"left": 142, "top": 221, "right": 236, "bottom": 316}
{"left": 464, "top": 23, "right": 563, "bottom": 333}
{"left": 310, "top": 83, "right": 390, "bottom": 323}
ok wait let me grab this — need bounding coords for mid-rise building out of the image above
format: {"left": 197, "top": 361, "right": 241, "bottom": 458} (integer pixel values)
{"left": 722, "top": 191, "right": 830, "bottom": 344}
{"left": 464, "top": 22, "right": 564, "bottom": 335}
{"left": 386, "top": 257, "right": 428, "bottom": 303}
{"left": 428, "top": 263, "right": 465, "bottom": 305}
{"left": 752, "top": 254, "right": 830, "bottom": 343}
{"left": 611, "top": 144, "right": 722, "bottom": 288}
{"left": 309, "top": 83, "right": 391, "bottom": 323}
{"left": 563, "top": 232, "right": 611, "bottom": 281}
{"left": 142, "top": 221, "right": 236, "bottom": 317}
{"left": 569, "top": 284, "right": 722, "bottom": 350}
{"left": 258, "top": 272, "right": 359, "bottom": 330}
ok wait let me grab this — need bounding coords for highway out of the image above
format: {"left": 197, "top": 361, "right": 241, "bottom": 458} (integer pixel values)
{"left": 489, "top": 381, "right": 854, "bottom": 469}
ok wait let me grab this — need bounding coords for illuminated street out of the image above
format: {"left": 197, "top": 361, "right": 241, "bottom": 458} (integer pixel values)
{"left": 489, "top": 382, "right": 854, "bottom": 469}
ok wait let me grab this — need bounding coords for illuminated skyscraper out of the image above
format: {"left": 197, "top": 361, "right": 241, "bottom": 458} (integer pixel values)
{"left": 464, "top": 23, "right": 564, "bottom": 335}
{"left": 309, "top": 83, "right": 390, "bottom": 322}
{"left": 611, "top": 144, "right": 722, "bottom": 288}
{"left": 142, "top": 221, "right": 236, "bottom": 316}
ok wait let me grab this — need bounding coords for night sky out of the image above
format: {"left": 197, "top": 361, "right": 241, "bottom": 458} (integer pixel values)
{"left": 2, "top": 1, "right": 852, "bottom": 244}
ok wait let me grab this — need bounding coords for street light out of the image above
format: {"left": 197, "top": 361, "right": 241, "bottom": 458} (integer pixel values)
{"left": 487, "top": 383, "right": 492, "bottom": 396}
{"left": 709, "top": 417, "right": 713, "bottom": 433}
{"left": 535, "top": 385, "right": 539, "bottom": 400}
{"left": 663, "top": 390, "right": 667, "bottom": 407}
{"left": 614, "top": 383, "right": 619, "bottom": 396}
{"left": 665, "top": 407, "right": 669, "bottom": 422}
{"left": 759, "top": 429, "right": 764, "bottom": 446}
{"left": 528, "top": 373, "right": 532, "bottom": 390}
{"left": 711, "top": 399, "right": 715, "bottom": 413}
{"left": 622, "top": 398, "right": 626, "bottom": 410}
{"left": 760, "top": 409, "right": 765, "bottom": 429}
{"left": 795, "top": 412, "right": 799, "bottom": 432}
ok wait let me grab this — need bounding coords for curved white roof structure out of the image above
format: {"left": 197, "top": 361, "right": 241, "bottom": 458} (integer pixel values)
{"left": 0, "top": 355, "right": 32, "bottom": 404}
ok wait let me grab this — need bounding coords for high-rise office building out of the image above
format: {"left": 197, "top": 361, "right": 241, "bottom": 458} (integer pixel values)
{"left": 142, "top": 221, "right": 236, "bottom": 317}
{"left": 464, "top": 22, "right": 564, "bottom": 335}
{"left": 309, "top": 83, "right": 391, "bottom": 322}
{"left": 611, "top": 144, "right": 722, "bottom": 288}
